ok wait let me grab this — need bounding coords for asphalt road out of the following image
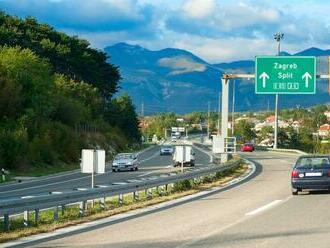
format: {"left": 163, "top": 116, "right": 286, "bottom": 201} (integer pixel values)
{"left": 27, "top": 151, "right": 330, "bottom": 248}
{"left": 0, "top": 144, "right": 211, "bottom": 200}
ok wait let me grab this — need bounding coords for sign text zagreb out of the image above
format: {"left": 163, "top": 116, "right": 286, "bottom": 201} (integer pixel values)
{"left": 255, "top": 56, "right": 316, "bottom": 94}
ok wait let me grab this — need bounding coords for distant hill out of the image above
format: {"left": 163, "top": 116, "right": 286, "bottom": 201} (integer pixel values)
{"left": 105, "top": 43, "right": 330, "bottom": 114}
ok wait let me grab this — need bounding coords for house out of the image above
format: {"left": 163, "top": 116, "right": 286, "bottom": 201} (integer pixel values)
{"left": 292, "top": 120, "right": 302, "bottom": 129}
{"left": 266, "top": 115, "right": 275, "bottom": 123}
{"left": 324, "top": 111, "right": 330, "bottom": 122}
{"left": 254, "top": 122, "right": 268, "bottom": 131}
{"left": 319, "top": 124, "right": 330, "bottom": 137}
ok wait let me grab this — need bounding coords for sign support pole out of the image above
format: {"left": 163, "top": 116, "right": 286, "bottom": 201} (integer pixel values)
{"left": 274, "top": 94, "right": 279, "bottom": 149}
{"left": 221, "top": 77, "right": 229, "bottom": 163}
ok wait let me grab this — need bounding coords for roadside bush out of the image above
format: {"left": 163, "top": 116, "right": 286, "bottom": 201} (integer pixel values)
{"left": 172, "top": 180, "right": 193, "bottom": 192}
{"left": 0, "top": 127, "right": 28, "bottom": 170}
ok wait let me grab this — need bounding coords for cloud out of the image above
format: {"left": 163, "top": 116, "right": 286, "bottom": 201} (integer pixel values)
{"left": 158, "top": 56, "right": 206, "bottom": 75}
{"left": 0, "top": 0, "right": 154, "bottom": 32}
{"left": 1, "top": 0, "right": 330, "bottom": 63}
{"left": 182, "top": 0, "right": 215, "bottom": 19}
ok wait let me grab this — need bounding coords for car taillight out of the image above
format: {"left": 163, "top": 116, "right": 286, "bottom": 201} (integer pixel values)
{"left": 327, "top": 170, "right": 330, "bottom": 177}
{"left": 291, "top": 170, "right": 299, "bottom": 178}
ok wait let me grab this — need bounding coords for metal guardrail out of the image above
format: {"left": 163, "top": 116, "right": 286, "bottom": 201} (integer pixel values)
{"left": 0, "top": 159, "right": 241, "bottom": 231}
{"left": 267, "top": 148, "right": 308, "bottom": 155}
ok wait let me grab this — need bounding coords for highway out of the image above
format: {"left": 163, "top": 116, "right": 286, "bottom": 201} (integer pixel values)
{"left": 0, "top": 145, "right": 211, "bottom": 200}
{"left": 24, "top": 151, "right": 330, "bottom": 248}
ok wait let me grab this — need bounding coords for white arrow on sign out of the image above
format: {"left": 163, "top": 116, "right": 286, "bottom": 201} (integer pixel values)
{"left": 302, "top": 72, "right": 312, "bottom": 88}
{"left": 259, "top": 72, "right": 269, "bottom": 88}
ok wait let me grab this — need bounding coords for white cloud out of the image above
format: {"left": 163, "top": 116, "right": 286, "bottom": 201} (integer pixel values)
{"left": 182, "top": 0, "right": 215, "bottom": 19}
{"left": 172, "top": 35, "right": 302, "bottom": 63}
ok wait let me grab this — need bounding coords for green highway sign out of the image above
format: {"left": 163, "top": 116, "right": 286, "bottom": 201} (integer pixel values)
{"left": 255, "top": 56, "right": 316, "bottom": 94}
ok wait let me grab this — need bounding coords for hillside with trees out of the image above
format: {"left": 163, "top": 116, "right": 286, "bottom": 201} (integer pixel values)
{"left": 0, "top": 12, "right": 140, "bottom": 172}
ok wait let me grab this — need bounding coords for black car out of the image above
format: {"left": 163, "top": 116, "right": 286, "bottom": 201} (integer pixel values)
{"left": 291, "top": 155, "right": 330, "bottom": 195}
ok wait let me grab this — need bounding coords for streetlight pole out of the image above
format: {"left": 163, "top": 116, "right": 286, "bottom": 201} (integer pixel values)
{"left": 231, "top": 80, "right": 235, "bottom": 136}
{"left": 273, "top": 33, "right": 284, "bottom": 149}
{"left": 207, "top": 101, "right": 210, "bottom": 139}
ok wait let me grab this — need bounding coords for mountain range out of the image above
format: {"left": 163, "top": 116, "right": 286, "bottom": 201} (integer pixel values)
{"left": 104, "top": 43, "right": 330, "bottom": 114}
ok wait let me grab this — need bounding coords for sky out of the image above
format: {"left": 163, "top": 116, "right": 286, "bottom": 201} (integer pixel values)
{"left": 1, "top": 0, "right": 330, "bottom": 62}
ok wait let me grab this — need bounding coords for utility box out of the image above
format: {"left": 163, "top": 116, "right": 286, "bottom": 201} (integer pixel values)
{"left": 95, "top": 150, "right": 105, "bottom": 173}
{"left": 81, "top": 149, "right": 105, "bottom": 174}
{"left": 81, "top": 149, "right": 94, "bottom": 173}
{"left": 212, "top": 135, "right": 224, "bottom": 153}
{"left": 173, "top": 145, "right": 195, "bottom": 167}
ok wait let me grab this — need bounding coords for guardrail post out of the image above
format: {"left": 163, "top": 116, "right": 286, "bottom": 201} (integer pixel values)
{"left": 119, "top": 194, "right": 123, "bottom": 206}
{"left": 3, "top": 213, "right": 9, "bottom": 231}
{"left": 61, "top": 205, "right": 65, "bottom": 216}
{"left": 133, "top": 191, "right": 139, "bottom": 201}
{"left": 147, "top": 188, "right": 152, "bottom": 199}
{"left": 79, "top": 201, "right": 86, "bottom": 217}
{"left": 34, "top": 209, "right": 39, "bottom": 225}
{"left": 23, "top": 210, "right": 29, "bottom": 227}
{"left": 54, "top": 206, "right": 59, "bottom": 221}
{"left": 100, "top": 197, "right": 106, "bottom": 210}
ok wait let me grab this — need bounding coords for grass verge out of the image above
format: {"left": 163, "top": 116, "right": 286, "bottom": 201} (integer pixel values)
{"left": 0, "top": 162, "right": 248, "bottom": 243}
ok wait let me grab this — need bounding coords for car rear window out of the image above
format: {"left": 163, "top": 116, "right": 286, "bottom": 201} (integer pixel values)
{"left": 295, "top": 157, "right": 330, "bottom": 169}
{"left": 115, "top": 154, "right": 133, "bottom": 159}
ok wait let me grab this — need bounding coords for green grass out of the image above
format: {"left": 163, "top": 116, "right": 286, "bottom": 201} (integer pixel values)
{"left": 10, "top": 163, "right": 79, "bottom": 178}
{"left": 0, "top": 162, "right": 247, "bottom": 243}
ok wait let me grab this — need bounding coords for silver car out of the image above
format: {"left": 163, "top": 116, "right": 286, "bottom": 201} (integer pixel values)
{"left": 160, "top": 145, "right": 174, "bottom": 156}
{"left": 112, "top": 153, "right": 139, "bottom": 172}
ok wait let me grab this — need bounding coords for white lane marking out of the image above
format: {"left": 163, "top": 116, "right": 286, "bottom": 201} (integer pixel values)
{"left": 0, "top": 172, "right": 111, "bottom": 195}
{"left": 137, "top": 172, "right": 154, "bottom": 177}
{"left": 139, "top": 150, "right": 160, "bottom": 163}
{"left": 245, "top": 200, "right": 283, "bottom": 216}
{"left": 4, "top": 159, "right": 257, "bottom": 248}
{"left": 192, "top": 145, "right": 213, "bottom": 163}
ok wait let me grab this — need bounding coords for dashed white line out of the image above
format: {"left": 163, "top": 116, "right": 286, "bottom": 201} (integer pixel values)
{"left": 245, "top": 200, "right": 283, "bottom": 216}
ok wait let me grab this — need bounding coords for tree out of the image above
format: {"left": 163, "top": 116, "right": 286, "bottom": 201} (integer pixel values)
{"left": 234, "top": 120, "right": 256, "bottom": 143}
{"left": 109, "top": 94, "right": 141, "bottom": 143}
{"left": 0, "top": 12, "right": 121, "bottom": 100}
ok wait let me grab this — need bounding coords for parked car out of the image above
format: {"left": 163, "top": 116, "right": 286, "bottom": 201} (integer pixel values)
{"left": 160, "top": 145, "right": 174, "bottom": 156}
{"left": 112, "top": 153, "right": 139, "bottom": 172}
{"left": 240, "top": 143, "right": 254, "bottom": 152}
{"left": 291, "top": 155, "right": 330, "bottom": 195}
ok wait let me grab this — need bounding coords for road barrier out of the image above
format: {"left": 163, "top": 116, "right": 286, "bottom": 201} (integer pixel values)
{"left": 267, "top": 148, "right": 308, "bottom": 155}
{"left": 0, "top": 158, "right": 241, "bottom": 232}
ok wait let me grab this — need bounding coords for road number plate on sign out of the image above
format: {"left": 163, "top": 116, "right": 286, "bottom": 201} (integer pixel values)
{"left": 305, "top": 172, "right": 322, "bottom": 177}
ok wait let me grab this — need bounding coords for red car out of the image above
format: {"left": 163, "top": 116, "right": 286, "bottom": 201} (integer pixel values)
{"left": 241, "top": 143, "right": 254, "bottom": 152}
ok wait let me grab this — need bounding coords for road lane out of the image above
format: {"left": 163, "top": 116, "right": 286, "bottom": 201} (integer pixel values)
{"left": 27, "top": 151, "right": 306, "bottom": 248}
{"left": 0, "top": 144, "right": 210, "bottom": 200}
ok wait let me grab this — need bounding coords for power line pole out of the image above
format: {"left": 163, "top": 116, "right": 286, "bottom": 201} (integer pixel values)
{"left": 141, "top": 101, "right": 144, "bottom": 117}
{"left": 231, "top": 80, "right": 235, "bottom": 136}
{"left": 267, "top": 99, "right": 270, "bottom": 112}
{"left": 207, "top": 101, "right": 211, "bottom": 139}
{"left": 273, "top": 33, "right": 284, "bottom": 149}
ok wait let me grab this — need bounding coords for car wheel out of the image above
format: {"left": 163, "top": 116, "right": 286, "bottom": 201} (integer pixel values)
{"left": 135, "top": 167, "right": 138, "bottom": 171}
{"left": 112, "top": 169, "right": 116, "bottom": 172}
{"left": 292, "top": 188, "right": 298, "bottom": 195}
